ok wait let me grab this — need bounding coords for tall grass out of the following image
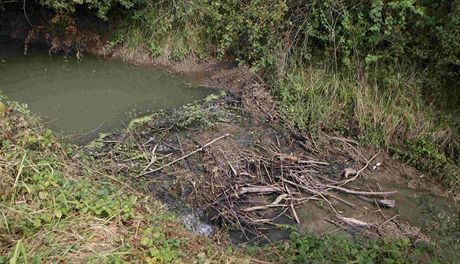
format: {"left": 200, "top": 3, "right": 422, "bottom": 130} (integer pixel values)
{"left": 274, "top": 62, "right": 459, "bottom": 188}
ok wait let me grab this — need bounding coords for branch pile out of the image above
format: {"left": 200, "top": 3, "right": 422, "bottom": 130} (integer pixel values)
{"left": 196, "top": 142, "right": 397, "bottom": 238}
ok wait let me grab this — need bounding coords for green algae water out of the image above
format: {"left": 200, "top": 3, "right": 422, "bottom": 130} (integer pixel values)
{"left": 0, "top": 41, "right": 212, "bottom": 144}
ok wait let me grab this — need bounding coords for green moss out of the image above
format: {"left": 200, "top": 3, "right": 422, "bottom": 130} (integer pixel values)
{"left": 128, "top": 115, "right": 153, "bottom": 131}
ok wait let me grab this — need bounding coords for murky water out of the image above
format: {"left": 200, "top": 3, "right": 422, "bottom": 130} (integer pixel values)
{"left": 0, "top": 38, "right": 212, "bottom": 143}
{"left": 381, "top": 182, "right": 459, "bottom": 261}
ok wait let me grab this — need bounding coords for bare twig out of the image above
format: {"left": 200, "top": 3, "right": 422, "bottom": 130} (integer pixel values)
{"left": 325, "top": 185, "right": 397, "bottom": 196}
{"left": 338, "top": 216, "right": 374, "bottom": 228}
{"left": 340, "top": 152, "right": 380, "bottom": 185}
{"left": 13, "top": 151, "right": 27, "bottom": 189}
{"left": 243, "top": 194, "right": 288, "bottom": 212}
{"left": 236, "top": 186, "right": 283, "bottom": 196}
{"left": 23, "top": 0, "right": 33, "bottom": 26}
{"left": 139, "top": 133, "right": 230, "bottom": 177}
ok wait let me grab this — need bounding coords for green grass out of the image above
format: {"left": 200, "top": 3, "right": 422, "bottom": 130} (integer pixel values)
{"left": 391, "top": 139, "right": 460, "bottom": 188}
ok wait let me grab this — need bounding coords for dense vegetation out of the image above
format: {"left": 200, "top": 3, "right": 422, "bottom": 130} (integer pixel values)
{"left": 0, "top": 98, "right": 442, "bottom": 263}
{"left": 0, "top": 0, "right": 459, "bottom": 262}
{"left": 20, "top": 0, "right": 458, "bottom": 188}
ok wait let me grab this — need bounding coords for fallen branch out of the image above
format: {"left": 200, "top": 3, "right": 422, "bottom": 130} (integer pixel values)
{"left": 358, "top": 196, "right": 396, "bottom": 208}
{"left": 236, "top": 186, "right": 284, "bottom": 196}
{"left": 338, "top": 216, "right": 374, "bottom": 228}
{"left": 138, "top": 133, "right": 230, "bottom": 177}
{"left": 379, "top": 214, "right": 398, "bottom": 227}
{"left": 286, "top": 187, "right": 300, "bottom": 223}
{"left": 325, "top": 185, "right": 397, "bottom": 196}
{"left": 340, "top": 152, "right": 380, "bottom": 185}
{"left": 243, "top": 194, "right": 288, "bottom": 212}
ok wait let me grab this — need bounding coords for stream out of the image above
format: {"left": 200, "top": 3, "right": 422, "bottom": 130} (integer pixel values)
{"left": 0, "top": 35, "right": 212, "bottom": 144}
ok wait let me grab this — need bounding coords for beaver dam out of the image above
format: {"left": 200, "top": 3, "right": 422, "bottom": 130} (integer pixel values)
{"left": 1, "top": 26, "right": 459, "bottom": 263}
{"left": 84, "top": 90, "right": 459, "bottom": 258}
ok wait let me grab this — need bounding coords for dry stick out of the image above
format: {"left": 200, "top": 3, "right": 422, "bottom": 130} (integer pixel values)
{"left": 298, "top": 160, "right": 330, "bottom": 166}
{"left": 340, "top": 152, "right": 380, "bottom": 186}
{"left": 324, "top": 185, "right": 398, "bottom": 196}
{"left": 358, "top": 195, "right": 396, "bottom": 208}
{"left": 294, "top": 176, "right": 354, "bottom": 208}
{"left": 228, "top": 161, "right": 237, "bottom": 176}
{"left": 338, "top": 216, "right": 375, "bottom": 228}
{"left": 225, "top": 193, "right": 249, "bottom": 241}
{"left": 286, "top": 186, "right": 300, "bottom": 223}
{"left": 328, "top": 136, "right": 359, "bottom": 146}
{"left": 141, "top": 128, "right": 173, "bottom": 174}
{"left": 14, "top": 151, "right": 28, "bottom": 188}
{"left": 140, "top": 143, "right": 159, "bottom": 174}
{"left": 328, "top": 135, "right": 366, "bottom": 162}
{"left": 138, "top": 133, "right": 230, "bottom": 177}
{"left": 328, "top": 193, "right": 356, "bottom": 207}
{"left": 236, "top": 186, "right": 283, "bottom": 196}
{"left": 379, "top": 214, "right": 398, "bottom": 227}
{"left": 243, "top": 194, "right": 289, "bottom": 212}
{"left": 282, "top": 176, "right": 340, "bottom": 215}
{"left": 249, "top": 207, "right": 290, "bottom": 224}
{"left": 176, "top": 133, "right": 185, "bottom": 155}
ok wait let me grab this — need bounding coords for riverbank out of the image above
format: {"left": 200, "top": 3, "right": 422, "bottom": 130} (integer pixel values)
{"left": 1, "top": 95, "right": 455, "bottom": 263}
{"left": 101, "top": 43, "right": 460, "bottom": 199}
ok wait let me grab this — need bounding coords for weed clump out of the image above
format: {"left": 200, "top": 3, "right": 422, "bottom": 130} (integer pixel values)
{"left": 276, "top": 233, "right": 435, "bottom": 263}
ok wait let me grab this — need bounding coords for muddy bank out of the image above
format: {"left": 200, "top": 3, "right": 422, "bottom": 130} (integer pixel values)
{"left": 103, "top": 43, "right": 458, "bottom": 201}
